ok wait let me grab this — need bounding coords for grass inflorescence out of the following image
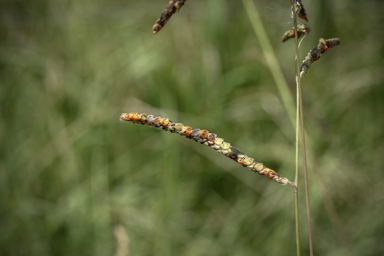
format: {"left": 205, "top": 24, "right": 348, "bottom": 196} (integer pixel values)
{"left": 120, "top": 112, "right": 296, "bottom": 186}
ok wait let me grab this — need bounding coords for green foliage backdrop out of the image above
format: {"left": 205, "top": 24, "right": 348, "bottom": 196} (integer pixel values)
{"left": 1, "top": 0, "right": 383, "bottom": 255}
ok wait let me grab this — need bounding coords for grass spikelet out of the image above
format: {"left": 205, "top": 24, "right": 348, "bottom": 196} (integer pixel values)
{"left": 300, "top": 38, "right": 340, "bottom": 78}
{"left": 282, "top": 24, "right": 311, "bottom": 42}
{"left": 295, "top": 1, "right": 308, "bottom": 21}
{"left": 152, "top": 0, "right": 187, "bottom": 34}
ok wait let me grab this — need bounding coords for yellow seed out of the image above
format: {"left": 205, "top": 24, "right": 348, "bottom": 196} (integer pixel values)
{"left": 254, "top": 163, "right": 264, "bottom": 172}
{"left": 160, "top": 118, "right": 170, "bottom": 127}
{"left": 221, "top": 149, "right": 230, "bottom": 155}
{"left": 214, "top": 138, "right": 223, "bottom": 145}
{"left": 243, "top": 157, "right": 254, "bottom": 166}
{"left": 181, "top": 126, "right": 193, "bottom": 136}
{"left": 169, "top": 123, "right": 183, "bottom": 133}
{"left": 236, "top": 152, "right": 246, "bottom": 159}
{"left": 221, "top": 142, "right": 230, "bottom": 150}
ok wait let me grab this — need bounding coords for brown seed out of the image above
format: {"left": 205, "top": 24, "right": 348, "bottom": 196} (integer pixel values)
{"left": 199, "top": 130, "right": 209, "bottom": 139}
{"left": 263, "top": 168, "right": 276, "bottom": 179}
{"left": 254, "top": 163, "right": 264, "bottom": 172}
{"left": 181, "top": 126, "right": 193, "bottom": 137}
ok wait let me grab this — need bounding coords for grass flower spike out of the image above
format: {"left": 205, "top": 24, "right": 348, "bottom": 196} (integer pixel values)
{"left": 300, "top": 38, "right": 340, "bottom": 78}
{"left": 120, "top": 112, "right": 296, "bottom": 187}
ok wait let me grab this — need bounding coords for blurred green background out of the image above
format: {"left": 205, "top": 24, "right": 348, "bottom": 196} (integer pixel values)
{"left": 1, "top": 0, "right": 383, "bottom": 255}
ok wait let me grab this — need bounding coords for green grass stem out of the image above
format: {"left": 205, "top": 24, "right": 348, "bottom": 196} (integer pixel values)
{"left": 291, "top": 1, "right": 313, "bottom": 255}
{"left": 291, "top": 2, "right": 301, "bottom": 255}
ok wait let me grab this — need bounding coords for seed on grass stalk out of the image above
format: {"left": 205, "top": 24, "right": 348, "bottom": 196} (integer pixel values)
{"left": 300, "top": 38, "right": 340, "bottom": 78}
{"left": 120, "top": 112, "right": 296, "bottom": 187}
{"left": 282, "top": 24, "right": 310, "bottom": 42}
{"left": 295, "top": 1, "right": 308, "bottom": 21}
{"left": 325, "top": 38, "right": 341, "bottom": 48}
{"left": 153, "top": 0, "right": 187, "bottom": 34}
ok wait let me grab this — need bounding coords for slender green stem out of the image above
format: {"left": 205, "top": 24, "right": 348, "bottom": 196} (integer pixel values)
{"left": 241, "top": 0, "right": 316, "bottom": 254}
{"left": 242, "top": 0, "right": 302, "bottom": 253}
{"left": 300, "top": 65, "right": 314, "bottom": 256}
{"left": 294, "top": 185, "right": 300, "bottom": 256}
{"left": 291, "top": 1, "right": 313, "bottom": 256}
{"left": 291, "top": 1, "right": 301, "bottom": 255}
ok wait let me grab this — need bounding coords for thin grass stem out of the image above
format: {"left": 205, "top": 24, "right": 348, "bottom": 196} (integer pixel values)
{"left": 291, "top": 1, "right": 301, "bottom": 255}
{"left": 300, "top": 75, "right": 314, "bottom": 256}
{"left": 291, "top": 1, "right": 313, "bottom": 255}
